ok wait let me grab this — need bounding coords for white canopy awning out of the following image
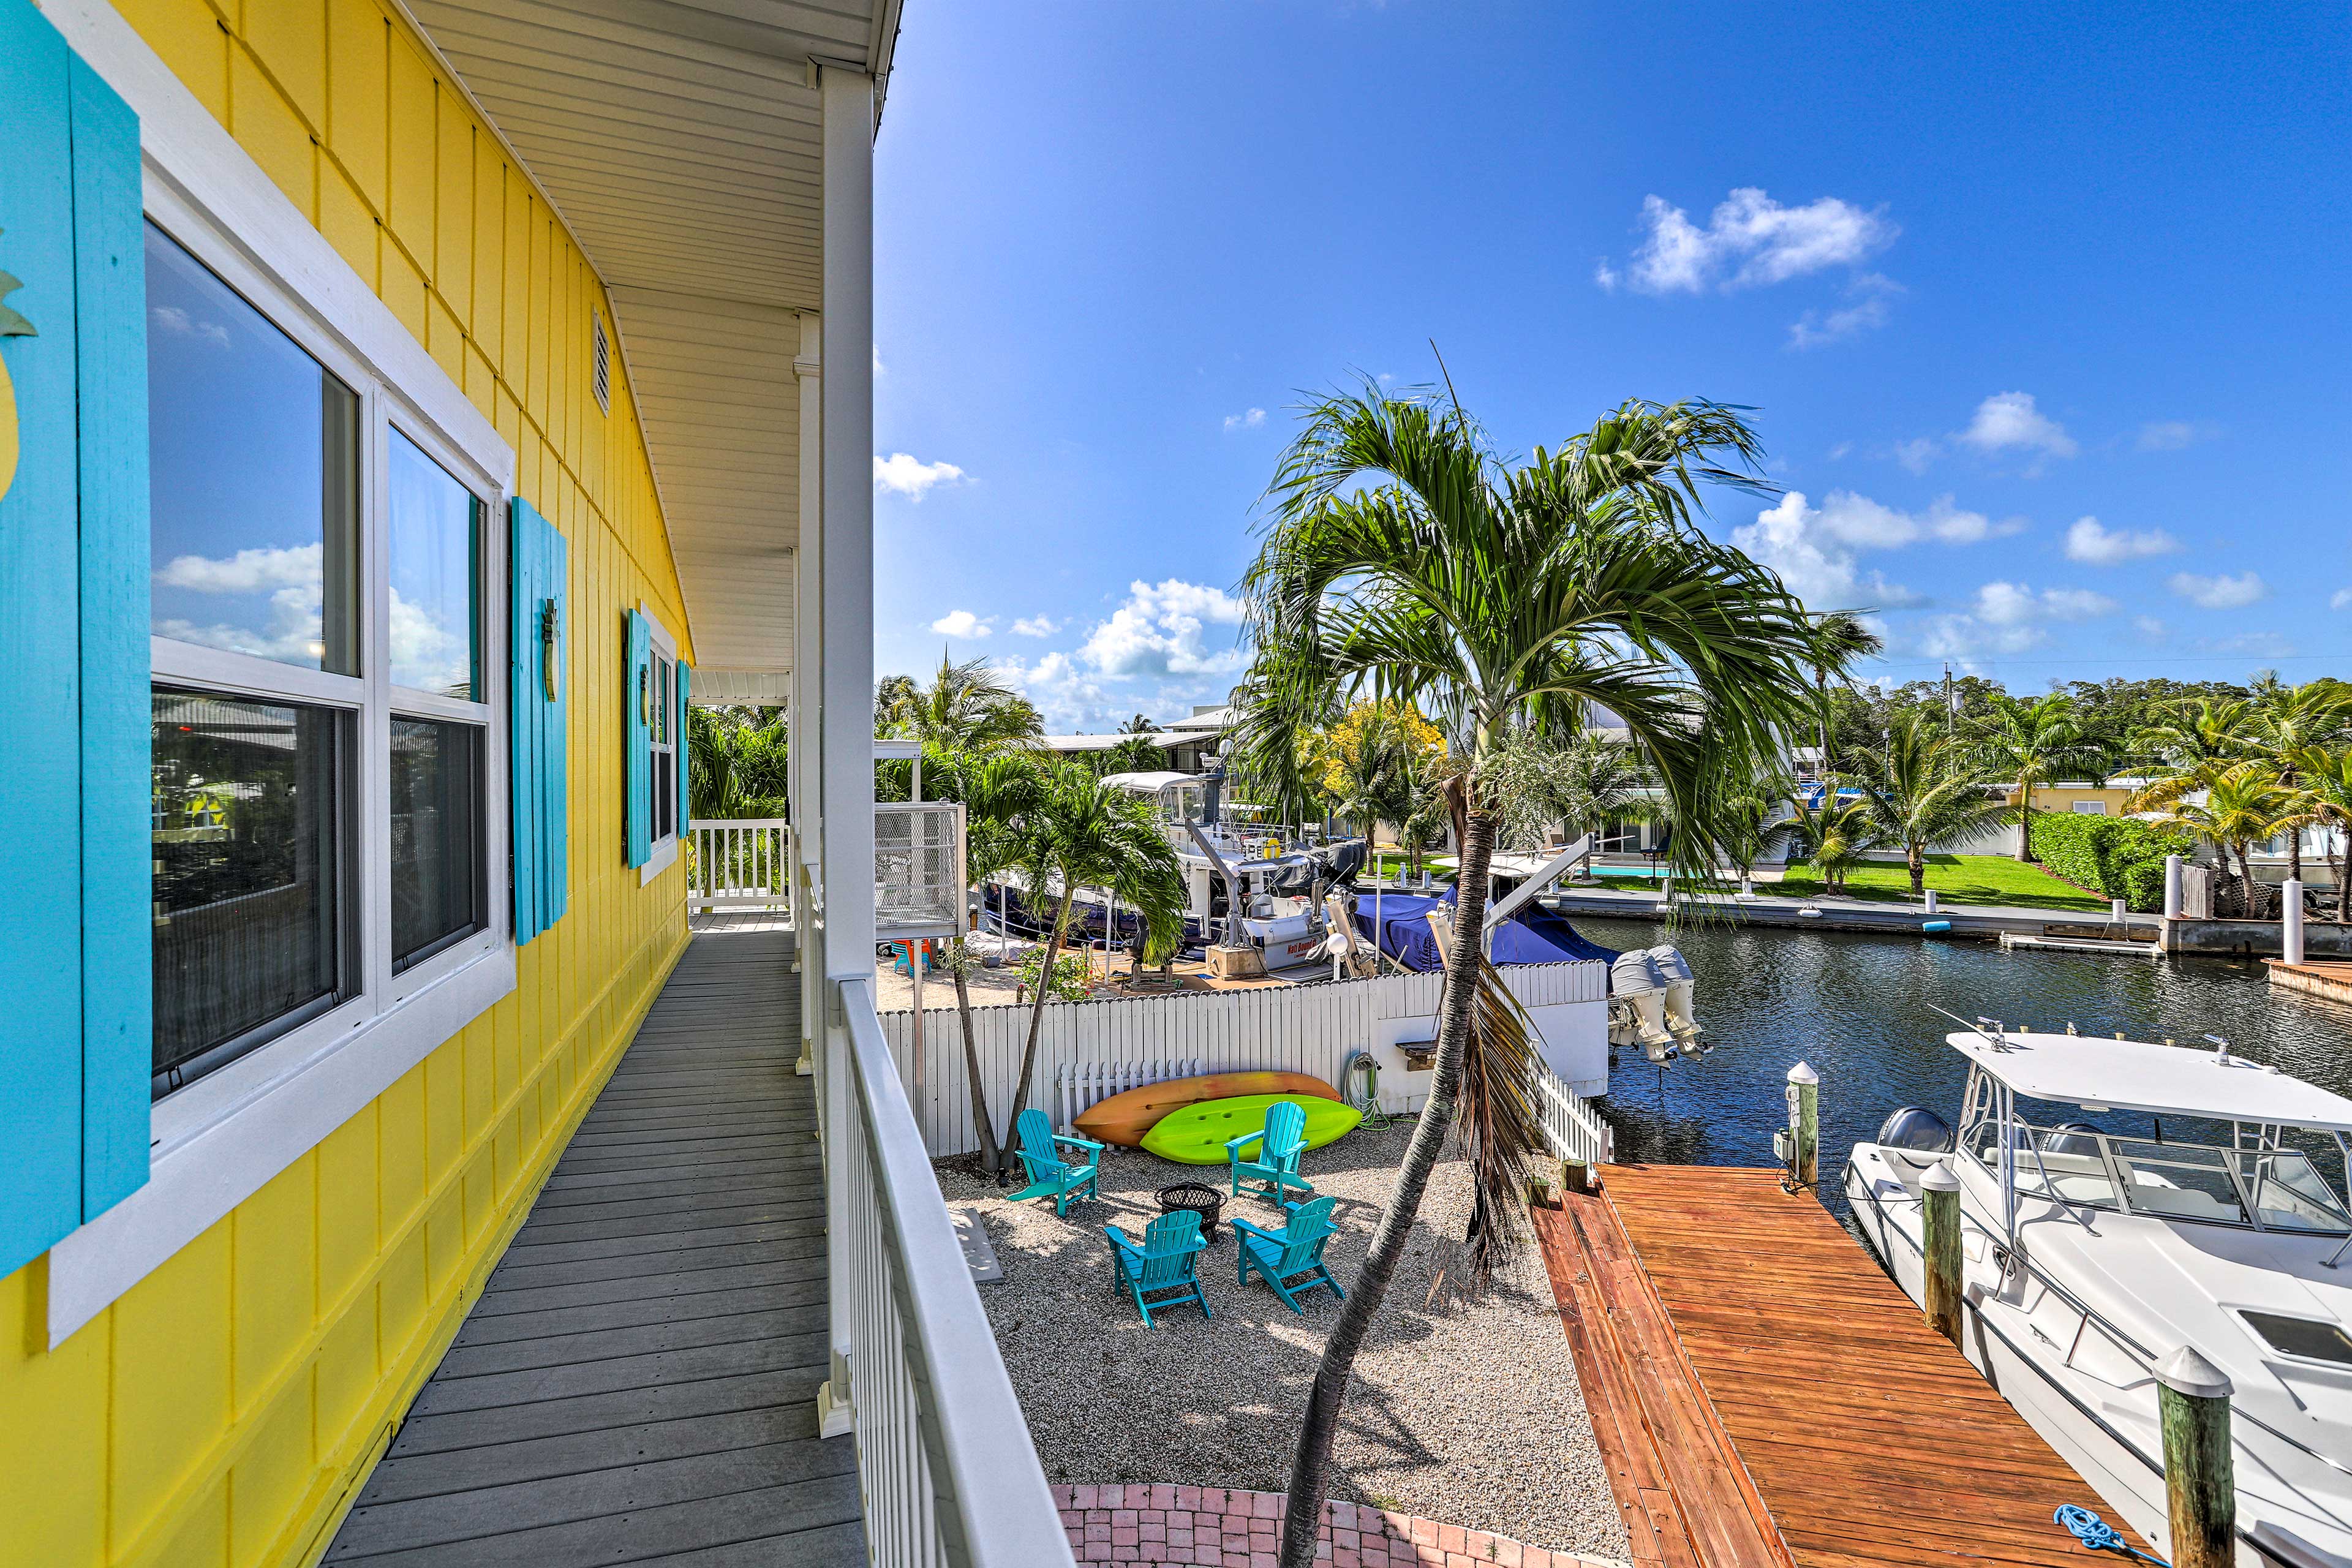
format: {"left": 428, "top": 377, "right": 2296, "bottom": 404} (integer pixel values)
{"left": 1952, "top": 1031, "right": 2352, "bottom": 1132}
{"left": 1101, "top": 771, "right": 1198, "bottom": 794}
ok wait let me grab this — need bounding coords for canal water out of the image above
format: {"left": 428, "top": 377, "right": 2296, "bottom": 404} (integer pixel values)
{"left": 1569, "top": 913, "right": 2352, "bottom": 1218}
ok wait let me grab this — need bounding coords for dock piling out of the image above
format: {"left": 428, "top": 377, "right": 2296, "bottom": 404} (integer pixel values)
{"left": 2155, "top": 1346, "right": 2234, "bottom": 1568}
{"left": 1784, "top": 1062, "right": 1819, "bottom": 1189}
{"left": 2164, "top": 854, "right": 2184, "bottom": 921}
{"left": 2285, "top": 878, "right": 2305, "bottom": 965}
{"left": 1921, "top": 1159, "right": 1962, "bottom": 1344}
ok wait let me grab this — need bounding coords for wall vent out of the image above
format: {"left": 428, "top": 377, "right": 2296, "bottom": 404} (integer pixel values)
{"left": 590, "top": 309, "right": 611, "bottom": 415}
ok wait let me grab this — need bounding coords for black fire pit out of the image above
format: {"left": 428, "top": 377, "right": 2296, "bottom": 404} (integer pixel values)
{"left": 1156, "top": 1182, "right": 1226, "bottom": 1243}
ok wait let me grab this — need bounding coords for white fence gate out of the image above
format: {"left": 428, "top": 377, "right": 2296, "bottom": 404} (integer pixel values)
{"left": 878, "top": 960, "right": 1608, "bottom": 1160}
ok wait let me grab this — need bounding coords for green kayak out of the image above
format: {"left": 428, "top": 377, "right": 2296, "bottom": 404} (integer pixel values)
{"left": 1139, "top": 1093, "right": 1364, "bottom": 1166}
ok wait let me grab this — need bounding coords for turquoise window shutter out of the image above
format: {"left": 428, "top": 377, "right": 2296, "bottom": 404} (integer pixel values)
{"left": 676, "top": 662, "right": 692, "bottom": 835}
{"left": 509, "top": 497, "right": 568, "bottom": 944}
{"left": 625, "top": 609, "right": 651, "bottom": 868}
{"left": 0, "top": 0, "right": 151, "bottom": 1280}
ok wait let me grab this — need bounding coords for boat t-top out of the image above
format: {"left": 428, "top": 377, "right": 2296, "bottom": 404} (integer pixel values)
{"left": 1846, "top": 1025, "right": 2352, "bottom": 1566}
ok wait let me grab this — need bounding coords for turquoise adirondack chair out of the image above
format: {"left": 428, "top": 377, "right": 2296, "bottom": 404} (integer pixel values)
{"left": 1104, "top": 1210, "right": 1212, "bottom": 1326}
{"left": 1226, "top": 1099, "right": 1314, "bottom": 1207}
{"left": 1233, "top": 1196, "right": 1345, "bottom": 1313}
{"left": 1009, "top": 1107, "right": 1102, "bottom": 1216}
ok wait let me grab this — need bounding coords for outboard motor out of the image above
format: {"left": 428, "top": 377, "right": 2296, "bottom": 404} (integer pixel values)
{"left": 1608, "top": 949, "right": 1676, "bottom": 1063}
{"left": 2040, "top": 1121, "right": 2105, "bottom": 1158}
{"left": 1875, "top": 1106, "right": 1955, "bottom": 1153}
{"left": 1648, "top": 944, "right": 1704, "bottom": 1050}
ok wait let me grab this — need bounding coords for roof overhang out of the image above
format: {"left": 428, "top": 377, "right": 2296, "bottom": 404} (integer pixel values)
{"left": 400, "top": 0, "right": 905, "bottom": 682}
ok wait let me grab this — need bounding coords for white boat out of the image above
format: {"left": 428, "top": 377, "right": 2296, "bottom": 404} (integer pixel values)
{"left": 1845, "top": 1026, "right": 2352, "bottom": 1567}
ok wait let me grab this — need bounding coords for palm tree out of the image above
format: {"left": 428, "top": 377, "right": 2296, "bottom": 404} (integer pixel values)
{"left": 1095, "top": 733, "right": 1167, "bottom": 776}
{"left": 2129, "top": 695, "right": 2256, "bottom": 782}
{"left": 877, "top": 650, "right": 1045, "bottom": 755}
{"left": 1238, "top": 380, "right": 1831, "bottom": 1568}
{"left": 685, "top": 706, "right": 791, "bottom": 819}
{"left": 1855, "top": 711, "right": 2012, "bottom": 898}
{"left": 1318, "top": 708, "right": 1411, "bottom": 840}
{"left": 1117, "top": 712, "right": 1157, "bottom": 735}
{"left": 2290, "top": 747, "right": 2352, "bottom": 921}
{"left": 1972, "top": 693, "right": 2099, "bottom": 862}
{"left": 1774, "top": 782, "right": 1883, "bottom": 894}
{"left": 2130, "top": 761, "right": 2294, "bottom": 913}
{"left": 996, "top": 763, "right": 1188, "bottom": 1167}
{"left": 2248, "top": 679, "right": 2352, "bottom": 883}
{"left": 918, "top": 749, "right": 1046, "bottom": 1174}
{"left": 1807, "top": 609, "right": 1884, "bottom": 770}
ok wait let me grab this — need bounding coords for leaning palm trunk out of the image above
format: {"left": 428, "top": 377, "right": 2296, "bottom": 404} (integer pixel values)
{"left": 998, "top": 883, "right": 1076, "bottom": 1180}
{"left": 1908, "top": 839, "right": 1927, "bottom": 897}
{"left": 949, "top": 941, "right": 1000, "bottom": 1175}
{"left": 1280, "top": 812, "right": 1499, "bottom": 1567}
{"left": 2016, "top": 786, "right": 2034, "bottom": 861}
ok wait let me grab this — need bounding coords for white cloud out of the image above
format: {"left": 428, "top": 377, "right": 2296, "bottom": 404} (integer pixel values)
{"left": 151, "top": 304, "right": 230, "bottom": 347}
{"left": 873, "top": 452, "right": 966, "bottom": 500}
{"left": 155, "top": 542, "right": 321, "bottom": 594}
{"left": 2135, "top": 616, "right": 2169, "bottom": 640}
{"left": 388, "top": 587, "right": 471, "bottom": 695}
{"left": 1593, "top": 260, "right": 1619, "bottom": 291}
{"left": 2136, "top": 420, "right": 2204, "bottom": 451}
{"left": 1972, "top": 581, "right": 2117, "bottom": 625}
{"left": 1789, "top": 274, "right": 1902, "bottom": 349}
{"left": 1615, "top": 188, "right": 1896, "bottom": 295}
{"left": 1731, "top": 489, "right": 2024, "bottom": 613}
{"left": 2064, "top": 516, "right": 2179, "bottom": 564}
{"left": 873, "top": 345, "right": 885, "bottom": 375}
{"left": 2169, "top": 570, "right": 2266, "bottom": 610}
{"left": 1913, "top": 580, "right": 2117, "bottom": 659}
{"left": 1958, "top": 391, "right": 2076, "bottom": 463}
{"left": 1010, "top": 615, "right": 1061, "bottom": 638}
{"left": 1223, "top": 407, "right": 1266, "bottom": 432}
{"left": 1076, "top": 578, "right": 1249, "bottom": 680}
{"left": 929, "top": 609, "right": 992, "bottom": 639}
{"left": 153, "top": 545, "right": 328, "bottom": 664}
{"left": 2332, "top": 589, "right": 2352, "bottom": 611}
{"left": 1892, "top": 437, "right": 1938, "bottom": 475}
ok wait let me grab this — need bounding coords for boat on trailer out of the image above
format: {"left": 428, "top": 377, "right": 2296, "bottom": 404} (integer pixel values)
{"left": 1846, "top": 1025, "right": 2352, "bottom": 1567}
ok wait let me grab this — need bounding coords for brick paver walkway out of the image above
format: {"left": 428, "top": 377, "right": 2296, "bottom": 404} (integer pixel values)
{"left": 1052, "top": 1483, "right": 1623, "bottom": 1568}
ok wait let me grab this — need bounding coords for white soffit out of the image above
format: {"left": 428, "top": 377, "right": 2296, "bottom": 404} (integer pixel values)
{"left": 404, "top": 0, "right": 903, "bottom": 679}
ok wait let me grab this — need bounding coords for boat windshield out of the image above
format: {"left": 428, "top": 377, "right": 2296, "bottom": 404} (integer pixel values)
{"left": 1964, "top": 1115, "right": 2352, "bottom": 1234}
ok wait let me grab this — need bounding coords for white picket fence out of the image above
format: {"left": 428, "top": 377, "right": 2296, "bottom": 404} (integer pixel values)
{"left": 1536, "top": 1057, "right": 1615, "bottom": 1166}
{"left": 1055, "top": 1057, "right": 1205, "bottom": 1134}
{"left": 878, "top": 960, "right": 1607, "bottom": 1159}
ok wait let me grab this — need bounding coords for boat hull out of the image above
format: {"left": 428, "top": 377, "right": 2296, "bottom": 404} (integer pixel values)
{"left": 1845, "top": 1144, "right": 2352, "bottom": 1567}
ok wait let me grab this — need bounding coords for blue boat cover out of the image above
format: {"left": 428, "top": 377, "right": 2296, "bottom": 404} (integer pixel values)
{"left": 1351, "top": 888, "right": 1619, "bottom": 972}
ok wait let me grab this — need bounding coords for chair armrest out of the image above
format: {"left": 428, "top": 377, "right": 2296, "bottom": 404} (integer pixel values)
{"left": 1103, "top": 1224, "right": 1139, "bottom": 1257}
{"left": 1223, "top": 1131, "right": 1266, "bottom": 1156}
{"left": 1054, "top": 1133, "right": 1105, "bottom": 1155}
{"left": 1229, "top": 1216, "right": 1281, "bottom": 1245}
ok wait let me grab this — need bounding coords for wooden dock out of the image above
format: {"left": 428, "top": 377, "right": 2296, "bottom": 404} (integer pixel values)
{"left": 1535, "top": 1164, "right": 2146, "bottom": 1568}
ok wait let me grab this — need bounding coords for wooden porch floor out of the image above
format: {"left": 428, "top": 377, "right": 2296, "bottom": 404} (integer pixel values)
{"left": 325, "top": 927, "right": 862, "bottom": 1567}
{"left": 1536, "top": 1164, "right": 2148, "bottom": 1568}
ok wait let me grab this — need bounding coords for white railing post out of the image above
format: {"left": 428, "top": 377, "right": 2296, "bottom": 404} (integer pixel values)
{"left": 839, "top": 978, "right": 1076, "bottom": 1566}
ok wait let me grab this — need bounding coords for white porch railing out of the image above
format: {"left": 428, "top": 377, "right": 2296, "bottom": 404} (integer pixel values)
{"left": 876, "top": 802, "right": 965, "bottom": 936}
{"left": 687, "top": 818, "right": 791, "bottom": 912}
{"left": 1535, "top": 1056, "right": 1615, "bottom": 1167}
{"left": 835, "top": 976, "right": 1074, "bottom": 1567}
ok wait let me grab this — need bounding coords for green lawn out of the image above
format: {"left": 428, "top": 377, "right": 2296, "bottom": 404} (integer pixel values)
{"left": 1373, "top": 848, "right": 2106, "bottom": 913}
{"left": 1755, "top": 854, "right": 2105, "bottom": 912}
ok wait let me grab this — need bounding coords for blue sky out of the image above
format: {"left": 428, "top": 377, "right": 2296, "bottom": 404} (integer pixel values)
{"left": 871, "top": 2, "right": 2350, "bottom": 730}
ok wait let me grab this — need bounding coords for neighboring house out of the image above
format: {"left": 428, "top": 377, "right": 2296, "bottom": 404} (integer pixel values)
{"left": 1, "top": 2, "right": 1063, "bottom": 1565}
{"left": 1041, "top": 704, "right": 1232, "bottom": 774}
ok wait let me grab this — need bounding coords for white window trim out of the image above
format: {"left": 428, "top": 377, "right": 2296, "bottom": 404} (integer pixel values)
{"left": 46, "top": 1, "right": 521, "bottom": 1347}
{"left": 641, "top": 605, "right": 680, "bottom": 884}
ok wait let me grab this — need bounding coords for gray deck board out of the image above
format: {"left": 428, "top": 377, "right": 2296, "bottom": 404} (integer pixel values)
{"left": 326, "top": 929, "right": 861, "bottom": 1565}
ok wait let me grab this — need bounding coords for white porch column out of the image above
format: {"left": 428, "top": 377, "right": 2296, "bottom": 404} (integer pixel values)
{"left": 792, "top": 313, "right": 821, "bottom": 1066}
{"left": 814, "top": 61, "right": 875, "bottom": 1442}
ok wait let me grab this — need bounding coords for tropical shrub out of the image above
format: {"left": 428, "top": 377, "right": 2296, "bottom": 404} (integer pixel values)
{"left": 1015, "top": 948, "right": 1092, "bottom": 1001}
{"left": 2029, "top": 811, "right": 2192, "bottom": 911}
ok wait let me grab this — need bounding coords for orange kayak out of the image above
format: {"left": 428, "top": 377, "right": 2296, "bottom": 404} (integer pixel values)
{"left": 1074, "top": 1071, "right": 1341, "bottom": 1147}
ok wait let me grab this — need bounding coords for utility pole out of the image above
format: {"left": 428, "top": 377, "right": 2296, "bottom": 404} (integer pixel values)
{"left": 1943, "top": 662, "right": 1956, "bottom": 728}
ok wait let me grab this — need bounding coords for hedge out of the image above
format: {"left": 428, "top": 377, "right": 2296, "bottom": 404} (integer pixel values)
{"left": 2028, "top": 810, "right": 2194, "bottom": 912}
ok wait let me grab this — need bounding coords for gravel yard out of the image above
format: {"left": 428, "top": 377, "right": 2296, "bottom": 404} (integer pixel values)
{"left": 935, "top": 1121, "right": 1630, "bottom": 1560}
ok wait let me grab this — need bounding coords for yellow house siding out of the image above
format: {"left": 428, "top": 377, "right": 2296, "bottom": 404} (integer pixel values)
{"left": 0, "top": 1, "right": 704, "bottom": 1564}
